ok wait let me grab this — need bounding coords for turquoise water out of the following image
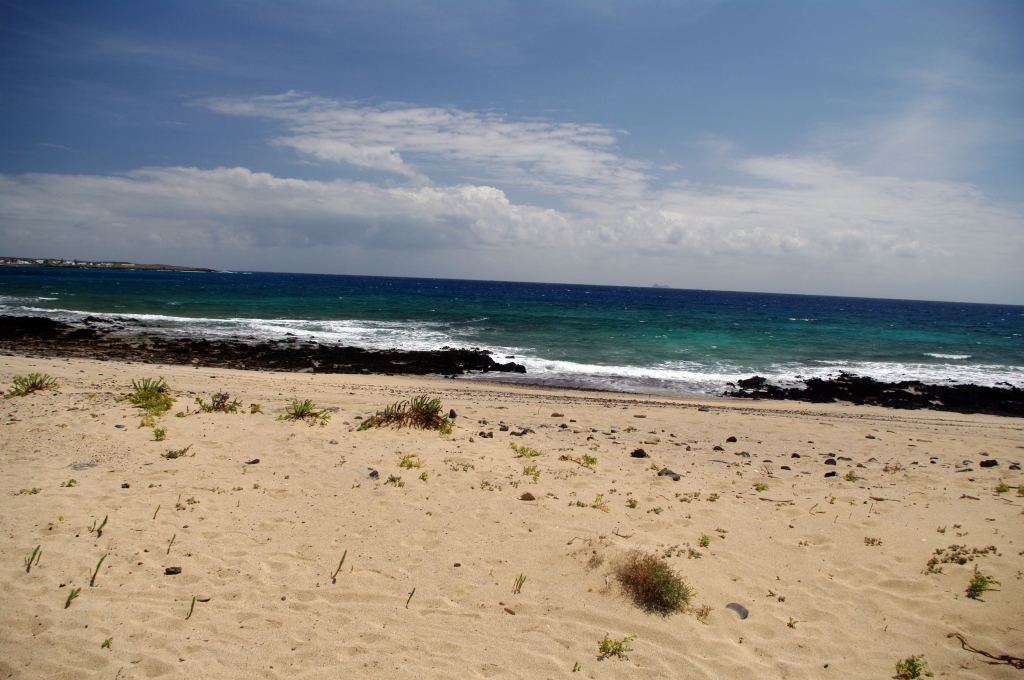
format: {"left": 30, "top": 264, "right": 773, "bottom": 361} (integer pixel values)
{"left": 2, "top": 267, "right": 1022, "bottom": 395}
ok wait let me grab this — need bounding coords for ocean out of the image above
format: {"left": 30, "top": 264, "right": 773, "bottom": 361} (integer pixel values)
{"left": 1, "top": 266, "right": 1022, "bottom": 396}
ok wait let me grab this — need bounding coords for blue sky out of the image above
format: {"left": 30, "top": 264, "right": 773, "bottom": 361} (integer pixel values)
{"left": 2, "top": 1, "right": 1022, "bottom": 303}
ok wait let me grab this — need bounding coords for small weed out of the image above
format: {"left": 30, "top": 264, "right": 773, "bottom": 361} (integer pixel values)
{"left": 883, "top": 461, "right": 904, "bottom": 474}
{"left": 627, "top": 498, "right": 639, "bottom": 509}
{"left": 787, "top": 617, "right": 798, "bottom": 628}
{"left": 694, "top": 604, "right": 712, "bottom": 624}
{"left": 162, "top": 444, "right": 193, "bottom": 459}
{"left": 844, "top": 470, "right": 858, "bottom": 482}
{"left": 687, "top": 548, "right": 702, "bottom": 559}
{"left": 153, "top": 427, "right": 167, "bottom": 441}
{"left": 894, "top": 655, "right": 933, "bottom": 679}
{"left": 864, "top": 537, "right": 882, "bottom": 546}
{"left": 332, "top": 550, "right": 347, "bottom": 582}
{"left": 446, "top": 459, "right": 475, "bottom": 472}
{"left": 829, "top": 495, "right": 836, "bottom": 505}
{"left": 250, "top": 403, "right": 261, "bottom": 414}
{"left": 60, "top": 479, "right": 77, "bottom": 487}
{"left": 419, "top": 471, "right": 429, "bottom": 482}
{"left": 614, "top": 549, "right": 693, "bottom": 614}
{"left": 278, "top": 399, "right": 331, "bottom": 427}
{"left": 598, "top": 634, "right": 635, "bottom": 659}
{"left": 994, "top": 481, "right": 1010, "bottom": 494}
{"left": 581, "top": 454, "right": 597, "bottom": 467}
{"left": 591, "top": 493, "right": 609, "bottom": 512}
{"left": 385, "top": 474, "right": 404, "bottom": 487}
{"left": 251, "top": 484, "right": 260, "bottom": 490}
{"left": 698, "top": 533, "right": 711, "bottom": 548}
{"left": 65, "top": 588, "right": 80, "bottom": 608}
{"left": 153, "top": 504, "right": 160, "bottom": 519}
{"left": 24, "top": 545, "right": 41, "bottom": 572}
{"left": 16, "top": 487, "right": 41, "bottom": 495}
{"left": 647, "top": 507, "right": 663, "bottom": 515}
{"left": 650, "top": 462, "right": 661, "bottom": 471}
{"left": 139, "top": 415, "right": 155, "bottom": 428}
{"left": 195, "top": 393, "right": 242, "bottom": 413}
{"left": 406, "top": 587, "right": 416, "bottom": 608}
{"left": 185, "top": 596, "right": 196, "bottom": 620}
{"left": 753, "top": 482, "right": 769, "bottom": 492}
{"left": 186, "top": 496, "right": 198, "bottom": 505}
{"left": 5, "top": 373, "right": 59, "bottom": 398}
{"left": 707, "top": 493, "right": 719, "bottom": 502}
{"left": 511, "top": 442, "right": 543, "bottom": 458}
{"left": 925, "top": 544, "right": 997, "bottom": 574}
{"left": 101, "top": 637, "right": 112, "bottom": 649}
{"left": 513, "top": 573, "right": 526, "bottom": 594}
{"left": 398, "top": 453, "right": 422, "bottom": 469}
{"left": 966, "top": 565, "right": 999, "bottom": 599}
{"left": 167, "top": 534, "right": 176, "bottom": 554}
{"left": 90, "top": 515, "right": 108, "bottom": 537}
{"left": 523, "top": 465, "right": 540, "bottom": 482}
{"left": 90, "top": 553, "right": 107, "bottom": 587}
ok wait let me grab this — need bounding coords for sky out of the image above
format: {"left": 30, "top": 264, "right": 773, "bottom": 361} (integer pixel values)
{"left": 1, "top": 1, "right": 1022, "bottom": 304}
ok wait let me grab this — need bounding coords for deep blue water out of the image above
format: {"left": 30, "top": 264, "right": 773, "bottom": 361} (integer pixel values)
{"left": 2, "top": 266, "right": 1022, "bottom": 395}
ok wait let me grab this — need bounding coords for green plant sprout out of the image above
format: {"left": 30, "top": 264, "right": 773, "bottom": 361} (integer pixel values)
{"left": 90, "top": 554, "right": 107, "bottom": 587}
{"left": 60, "top": 479, "right": 77, "bottom": 487}
{"left": 90, "top": 515, "right": 108, "bottom": 537}
{"left": 332, "top": 550, "right": 347, "bottom": 583}
{"left": 186, "top": 596, "right": 196, "bottom": 620}
{"left": 162, "top": 445, "right": 193, "bottom": 459}
{"left": 5, "top": 373, "right": 59, "bottom": 398}
{"left": 399, "top": 453, "right": 422, "bottom": 469}
{"left": 754, "top": 482, "right": 769, "bottom": 492}
{"left": 522, "top": 465, "right": 540, "bottom": 482}
{"left": 581, "top": 454, "right": 597, "bottom": 467}
{"left": 406, "top": 587, "right": 416, "bottom": 608}
{"left": 419, "top": 471, "right": 429, "bottom": 482}
{"left": 153, "top": 504, "right": 161, "bottom": 520}
{"left": 966, "top": 565, "right": 1000, "bottom": 599}
{"left": 626, "top": 498, "right": 639, "bottom": 509}
{"left": 895, "top": 655, "right": 933, "bottom": 679}
{"left": 787, "top": 617, "right": 798, "bottom": 628}
{"left": 598, "top": 634, "right": 635, "bottom": 659}
{"left": 699, "top": 533, "right": 711, "bottom": 548}
{"left": 195, "top": 393, "right": 243, "bottom": 413}
{"left": 65, "top": 588, "right": 80, "bottom": 608}
{"left": 167, "top": 534, "right": 176, "bottom": 555}
{"left": 844, "top": 470, "right": 858, "bottom": 482}
{"left": 101, "top": 638, "right": 112, "bottom": 649}
{"left": 153, "top": 427, "right": 167, "bottom": 441}
{"left": 513, "top": 573, "right": 526, "bottom": 594}
{"left": 121, "top": 377, "right": 175, "bottom": 417}
{"left": 24, "top": 545, "right": 41, "bottom": 573}
{"left": 510, "top": 442, "right": 543, "bottom": 458}
{"left": 994, "top": 481, "right": 1010, "bottom": 493}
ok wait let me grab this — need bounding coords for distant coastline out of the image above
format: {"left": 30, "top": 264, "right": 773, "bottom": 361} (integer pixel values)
{"left": 0, "top": 256, "right": 214, "bottom": 273}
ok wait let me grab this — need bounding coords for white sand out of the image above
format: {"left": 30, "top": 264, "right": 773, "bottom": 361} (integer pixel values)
{"left": 1, "top": 355, "right": 1022, "bottom": 678}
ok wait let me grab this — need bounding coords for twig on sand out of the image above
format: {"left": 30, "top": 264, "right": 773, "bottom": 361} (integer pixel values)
{"left": 612, "top": 528, "right": 633, "bottom": 539}
{"left": 567, "top": 536, "right": 586, "bottom": 545}
{"left": 760, "top": 498, "right": 794, "bottom": 504}
{"left": 947, "top": 632, "right": 1024, "bottom": 668}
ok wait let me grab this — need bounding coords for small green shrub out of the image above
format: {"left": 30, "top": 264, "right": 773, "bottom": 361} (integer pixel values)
{"left": 844, "top": 470, "right": 858, "bottom": 482}
{"left": 753, "top": 482, "right": 769, "bottom": 492}
{"left": 510, "top": 442, "right": 542, "bottom": 458}
{"left": 787, "top": 617, "right": 798, "bottom": 628}
{"left": 24, "top": 545, "right": 41, "bottom": 572}
{"left": 419, "top": 471, "right": 429, "bottom": 482}
{"left": 277, "top": 399, "right": 331, "bottom": 427}
{"left": 5, "top": 373, "right": 59, "bottom": 398}
{"left": 101, "top": 637, "right": 112, "bottom": 649}
{"left": 993, "top": 481, "right": 1010, "bottom": 494}
{"left": 153, "top": 427, "right": 167, "bottom": 441}
{"left": 65, "top": 587, "right": 80, "bottom": 608}
{"left": 626, "top": 498, "right": 638, "bottom": 509}
{"left": 399, "top": 453, "right": 422, "bottom": 469}
{"left": 581, "top": 454, "right": 597, "bottom": 467}
{"left": 966, "top": 565, "right": 999, "bottom": 599}
{"left": 122, "top": 377, "right": 175, "bottom": 416}
{"left": 598, "top": 634, "right": 635, "bottom": 659}
{"left": 16, "top": 487, "right": 41, "bottom": 495}
{"left": 385, "top": 474, "right": 404, "bottom": 487}
{"left": 60, "top": 479, "right": 77, "bottom": 487}
{"left": 522, "top": 465, "right": 540, "bottom": 482}
{"left": 698, "top": 533, "right": 711, "bottom": 548}
{"left": 895, "top": 655, "right": 933, "bottom": 679}
{"left": 707, "top": 493, "right": 719, "bottom": 502}
{"left": 250, "top": 403, "right": 261, "bottom": 414}
{"left": 614, "top": 549, "right": 693, "bottom": 615}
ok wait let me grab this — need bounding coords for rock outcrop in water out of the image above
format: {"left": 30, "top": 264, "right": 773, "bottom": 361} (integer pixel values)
{"left": 0, "top": 315, "right": 526, "bottom": 376}
{"left": 725, "top": 372, "right": 1024, "bottom": 418}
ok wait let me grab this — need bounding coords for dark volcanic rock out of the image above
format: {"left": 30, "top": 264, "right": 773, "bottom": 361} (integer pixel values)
{"left": 725, "top": 372, "right": 1024, "bottom": 418}
{"left": 657, "top": 468, "right": 681, "bottom": 481}
{"left": 630, "top": 448, "right": 649, "bottom": 458}
{"left": 0, "top": 315, "right": 527, "bottom": 376}
{"left": 979, "top": 460, "right": 999, "bottom": 468}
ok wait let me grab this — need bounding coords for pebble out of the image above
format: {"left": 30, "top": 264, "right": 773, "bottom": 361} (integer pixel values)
{"left": 657, "top": 468, "right": 681, "bottom": 481}
{"left": 551, "top": 412, "right": 564, "bottom": 417}
{"left": 824, "top": 458, "right": 837, "bottom": 465}
{"left": 979, "top": 460, "right": 999, "bottom": 468}
{"left": 245, "top": 459, "right": 260, "bottom": 465}
{"left": 121, "top": 482, "right": 130, "bottom": 488}
{"left": 791, "top": 453, "right": 800, "bottom": 458}
{"left": 164, "top": 567, "right": 182, "bottom": 575}
{"left": 329, "top": 440, "right": 338, "bottom": 445}
{"left": 726, "top": 436, "right": 737, "bottom": 443}
{"left": 725, "top": 603, "right": 749, "bottom": 619}
{"left": 824, "top": 471, "right": 837, "bottom": 477}
{"left": 630, "top": 448, "right": 648, "bottom": 458}
{"left": 519, "top": 492, "right": 536, "bottom": 501}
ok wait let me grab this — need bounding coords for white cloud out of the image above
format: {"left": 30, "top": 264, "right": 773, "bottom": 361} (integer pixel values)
{"left": 197, "top": 92, "right": 651, "bottom": 202}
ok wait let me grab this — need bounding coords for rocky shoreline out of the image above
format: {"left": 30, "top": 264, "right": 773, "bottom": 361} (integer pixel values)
{"left": 725, "top": 373, "right": 1024, "bottom": 418}
{"left": 0, "top": 315, "right": 526, "bottom": 376}
{"left": 0, "top": 257, "right": 214, "bottom": 272}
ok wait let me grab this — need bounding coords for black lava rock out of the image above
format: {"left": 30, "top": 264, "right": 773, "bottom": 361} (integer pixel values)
{"left": 825, "top": 458, "right": 837, "bottom": 465}
{"left": 824, "top": 471, "right": 837, "bottom": 477}
{"left": 630, "top": 448, "right": 649, "bottom": 458}
{"left": 164, "top": 567, "right": 182, "bottom": 575}
{"left": 979, "top": 460, "right": 999, "bottom": 467}
{"left": 657, "top": 468, "right": 681, "bottom": 481}
{"left": 726, "top": 436, "right": 737, "bottom": 443}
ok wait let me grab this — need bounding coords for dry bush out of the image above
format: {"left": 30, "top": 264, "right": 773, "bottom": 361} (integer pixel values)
{"left": 614, "top": 549, "right": 693, "bottom": 615}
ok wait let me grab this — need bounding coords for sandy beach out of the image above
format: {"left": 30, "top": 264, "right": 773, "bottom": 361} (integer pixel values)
{"left": 2, "top": 353, "right": 1022, "bottom": 679}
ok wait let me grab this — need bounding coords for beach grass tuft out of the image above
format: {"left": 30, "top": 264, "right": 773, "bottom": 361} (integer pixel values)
{"left": 277, "top": 399, "right": 331, "bottom": 427}
{"left": 24, "top": 545, "right": 41, "bottom": 572}
{"left": 513, "top": 573, "right": 526, "bottom": 594}
{"left": 101, "top": 637, "right": 112, "bottom": 649}
{"left": 614, "top": 549, "right": 693, "bottom": 615}
{"left": 186, "top": 596, "right": 196, "bottom": 620}
{"left": 5, "top": 373, "right": 59, "bottom": 399}
{"left": 195, "top": 393, "right": 243, "bottom": 413}
{"left": 358, "top": 395, "right": 452, "bottom": 434}
{"left": 162, "top": 445, "right": 193, "bottom": 459}
{"left": 331, "top": 550, "right": 348, "bottom": 583}
{"left": 153, "top": 427, "right": 167, "bottom": 441}
{"left": 90, "top": 553, "right": 107, "bottom": 587}
{"left": 511, "top": 442, "right": 543, "bottom": 458}
{"left": 64, "top": 587, "right": 80, "bottom": 608}
{"left": 966, "top": 565, "right": 999, "bottom": 599}
{"left": 122, "top": 377, "right": 175, "bottom": 417}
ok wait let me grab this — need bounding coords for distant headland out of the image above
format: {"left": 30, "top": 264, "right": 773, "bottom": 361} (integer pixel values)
{"left": 0, "top": 256, "right": 214, "bottom": 273}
